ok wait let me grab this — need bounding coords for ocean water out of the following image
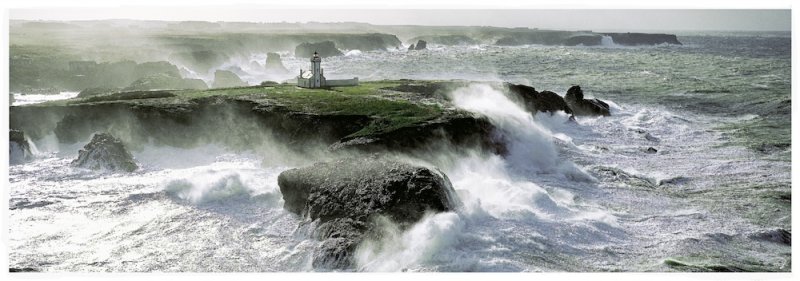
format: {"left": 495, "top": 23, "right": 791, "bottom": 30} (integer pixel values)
{"left": 8, "top": 33, "right": 791, "bottom": 272}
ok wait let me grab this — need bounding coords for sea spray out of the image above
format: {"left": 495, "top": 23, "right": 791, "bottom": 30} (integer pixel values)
{"left": 353, "top": 85, "right": 615, "bottom": 271}
{"left": 449, "top": 84, "right": 559, "bottom": 173}
{"left": 600, "top": 35, "right": 617, "bottom": 47}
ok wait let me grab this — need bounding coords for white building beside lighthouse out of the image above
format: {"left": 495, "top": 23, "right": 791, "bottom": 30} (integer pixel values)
{"left": 297, "top": 51, "right": 358, "bottom": 88}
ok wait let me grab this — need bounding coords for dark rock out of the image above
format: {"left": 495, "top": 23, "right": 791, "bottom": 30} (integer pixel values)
{"left": 10, "top": 129, "right": 33, "bottom": 165}
{"left": 564, "top": 85, "right": 611, "bottom": 116}
{"left": 265, "top": 52, "right": 289, "bottom": 73}
{"left": 504, "top": 83, "right": 573, "bottom": 115}
{"left": 414, "top": 40, "right": 427, "bottom": 50}
{"left": 408, "top": 35, "right": 477, "bottom": 46}
{"left": 278, "top": 156, "right": 461, "bottom": 269}
{"left": 212, "top": 70, "right": 247, "bottom": 88}
{"left": 295, "top": 41, "right": 344, "bottom": 58}
{"left": 312, "top": 237, "right": 358, "bottom": 270}
{"left": 590, "top": 166, "right": 657, "bottom": 189}
{"left": 329, "top": 115, "right": 506, "bottom": 156}
{"left": 407, "top": 44, "right": 415, "bottom": 51}
{"left": 646, "top": 147, "right": 658, "bottom": 154}
{"left": 564, "top": 35, "right": 603, "bottom": 46}
{"left": 71, "top": 132, "right": 138, "bottom": 172}
{"left": 9, "top": 267, "right": 38, "bottom": 273}
{"left": 10, "top": 199, "right": 55, "bottom": 210}
{"left": 603, "top": 33, "right": 682, "bottom": 46}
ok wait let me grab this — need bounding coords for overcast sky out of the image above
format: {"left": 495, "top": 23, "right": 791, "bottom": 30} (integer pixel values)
{"left": 9, "top": 8, "right": 791, "bottom": 32}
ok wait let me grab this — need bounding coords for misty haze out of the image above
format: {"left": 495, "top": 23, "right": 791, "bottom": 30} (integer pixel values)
{"left": 6, "top": 9, "right": 791, "bottom": 273}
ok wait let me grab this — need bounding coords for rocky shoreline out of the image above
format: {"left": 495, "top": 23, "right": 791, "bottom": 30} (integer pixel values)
{"left": 10, "top": 80, "right": 608, "bottom": 156}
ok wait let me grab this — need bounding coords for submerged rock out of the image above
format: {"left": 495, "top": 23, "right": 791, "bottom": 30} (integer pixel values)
{"left": 564, "top": 85, "right": 611, "bottom": 116}
{"left": 749, "top": 229, "right": 791, "bottom": 246}
{"left": 9, "top": 267, "right": 38, "bottom": 273}
{"left": 71, "top": 133, "right": 138, "bottom": 172}
{"left": 10, "top": 129, "right": 33, "bottom": 165}
{"left": 277, "top": 156, "right": 461, "bottom": 269}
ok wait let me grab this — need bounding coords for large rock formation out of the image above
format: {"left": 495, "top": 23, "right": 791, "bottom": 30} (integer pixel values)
{"left": 564, "top": 35, "right": 603, "bottom": 46}
{"left": 264, "top": 52, "right": 289, "bottom": 74}
{"left": 408, "top": 35, "right": 477, "bottom": 46}
{"left": 10, "top": 129, "right": 33, "bottom": 165}
{"left": 564, "top": 85, "right": 611, "bottom": 116}
{"left": 408, "top": 40, "right": 427, "bottom": 51}
{"left": 414, "top": 40, "right": 427, "bottom": 50}
{"left": 212, "top": 70, "right": 248, "bottom": 88}
{"left": 504, "top": 83, "right": 573, "bottom": 115}
{"left": 71, "top": 133, "right": 138, "bottom": 172}
{"left": 603, "top": 33, "right": 682, "bottom": 46}
{"left": 295, "top": 41, "right": 344, "bottom": 58}
{"left": 278, "top": 157, "right": 461, "bottom": 269}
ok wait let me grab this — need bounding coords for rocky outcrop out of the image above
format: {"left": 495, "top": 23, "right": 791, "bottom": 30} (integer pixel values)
{"left": 10, "top": 129, "right": 33, "bottom": 165}
{"left": 78, "top": 87, "right": 118, "bottom": 98}
{"left": 125, "top": 72, "right": 207, "bottom": 91}
{"left": 71, "top": 132, "right": 138, "bottom": 172}
{"left": 264, "top": 52, "right": 289, "bottom": 73}
{"left": 603, "top": 33, "right": 681, "bottom": 46}
{"left": 330, "top": 115, "right": 505, "bottom": 155}
{"left": 408, "top": 35, "right": 477, "bottom": 46}
{"left": 505, "top": 83, "right": 573, "bottom": 115}
{"left": 493, "top": 29, "right": 681, "bottom": 46}
{"left": 295, "top": 41, "right": 344, "bottom": 58}
{"left": 212, "top": 70, "right": 248, "bottom": 88}
{"left": 408, "top": 40, "right": 427, "bottom": 51}
{"left": 278, "top": 156, "right": 461, "bottom": 269}
{"left": 564, "top": 35, "right": 603, "bottom": 46}
{"left": 414, "top": 40, "right": 427, "bottom": 50}
{"left": 564, "top": 85, "right": 611, "bottom": 116}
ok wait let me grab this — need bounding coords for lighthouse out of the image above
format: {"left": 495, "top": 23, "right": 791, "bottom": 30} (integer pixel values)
{"left": 310, "top": 51, "right": 323, "bottom": 88}
{"left": 296, "top": 51, "right": 358, "bottom": 88}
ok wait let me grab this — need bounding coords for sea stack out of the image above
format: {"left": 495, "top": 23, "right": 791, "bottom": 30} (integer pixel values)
{"left": 71, "top": 132, "right": 138, "bottom": 172}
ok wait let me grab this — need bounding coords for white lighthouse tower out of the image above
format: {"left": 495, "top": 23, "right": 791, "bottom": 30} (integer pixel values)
{"left": 310, "top": 51, "right": 323, "bottom": 88}
{"left": 296, "top": 50, "right": 358, "bottom": 88}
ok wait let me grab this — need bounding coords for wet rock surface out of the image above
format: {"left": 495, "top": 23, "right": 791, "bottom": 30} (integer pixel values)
{"left": 505, "top": 83, "right": 573, "bottom": 115}
{"left": 278, "top": 156, "right": 461, "bottom": 269}
{"left": 564, "top": 85, "right": 611, "bottom": 116}
{"left": 10, "top": 129, "right": 33, "bottom": 165}
{"left": 71, "top": 132, "right": 138, "bottom": 172}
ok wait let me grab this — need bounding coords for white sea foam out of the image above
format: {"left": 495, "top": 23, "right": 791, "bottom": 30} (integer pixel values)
{"left": 12, "top": 91, "right": 80, "bottom": 106}
{"left": 354, "top": 85, "right": 613, "bottom": 271}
